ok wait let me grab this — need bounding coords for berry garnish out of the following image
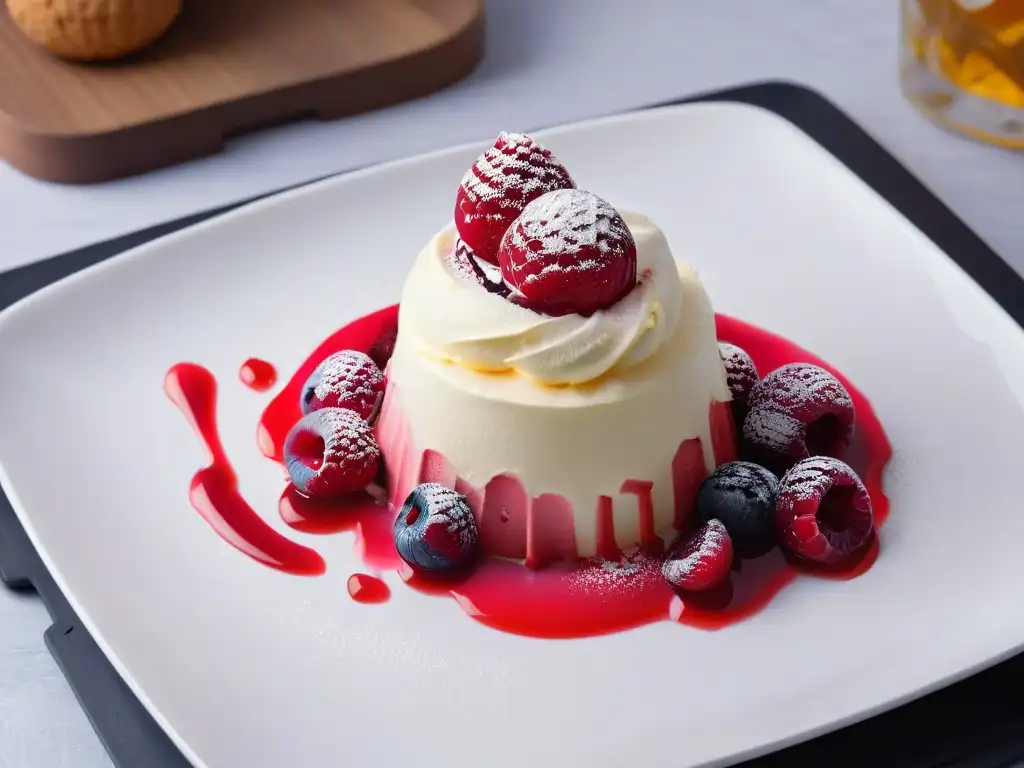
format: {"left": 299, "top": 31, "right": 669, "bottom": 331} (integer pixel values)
{"left": 367, "top": 323, "right": 398, "bottom": 371}
{"left": 661, "top": 519, "right": 734, "bottom": 592}
{"left": 718, "top": 342, "right": 759, "bottom": 423}
{"left": 446, "top": 238, "right": 511, "bottom": 297}
{"left": 284, "top": 408, "right": 380, "bottom": 497}
{"left": 394, "top": 483, "right": 479, "bottom": 572}
{"left": 446, "top": 238, "right": 485, "bottom": 285}
{"left": 299, "top": 350, "right": 384, "bottom": 422}
{"left": 455, "top": 132, "right": 575, "bottom": 265}
{"left": 775, "top": 457, "right": 873, "bottom": 564}
{"left": 743, "top": 363, "right": 854, "bottom": 470}
{"left": 696, "top": 461, "right": 780, "bottom": 558}
{"left": 498, "top": 189, "right": 637, "bottom": 317}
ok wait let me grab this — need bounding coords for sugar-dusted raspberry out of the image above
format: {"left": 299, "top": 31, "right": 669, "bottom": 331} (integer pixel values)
{"left": 300, "top": 350, "right": 384, "bottom": 421}
{"left": 719, "top": 343, "right": 759, "bottom": 408}
{"left": 455, "top": 132, "right": 575, "bottom": 265}
{"left": 775, "top": 457, "right": 874, "bottom": 564}
{"left": 661, "top": 519, "right": 734, "bottom": 592}
{"left": 498, "top": 188, "right": 637, "bottom": 317}
{"left": 743, "top": 363, "right": 854, "bottom": 470}
{"left": 284, "top": 408, "right": 381, "bottom": 497}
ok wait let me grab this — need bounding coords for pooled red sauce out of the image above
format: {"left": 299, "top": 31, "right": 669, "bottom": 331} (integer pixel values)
{"left": 164, "top": 364, "right": 325, "bottom": 576}
{"left": 278, "top": 485, "right": 395, "bottom": 570}
{"left": 256, "top": 307, "right": 395, "bottom": 463}
{"left": 167, "top": 304, "right": 892, "bottom": 638}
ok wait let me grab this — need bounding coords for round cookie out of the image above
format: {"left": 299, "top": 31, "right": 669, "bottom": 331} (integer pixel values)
{"left": 6, "top": 0, "right": 182, "bottom": 62}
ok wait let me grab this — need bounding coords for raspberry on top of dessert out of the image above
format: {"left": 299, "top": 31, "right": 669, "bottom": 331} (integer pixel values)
{"left": 498, "top": 187, "right": 637, "bottom": 318}
{"left": 421, "top": 208, "right": 691, "bottom": 386}
{"left": 455, "top": 132, "right": 576, "bottom": 266}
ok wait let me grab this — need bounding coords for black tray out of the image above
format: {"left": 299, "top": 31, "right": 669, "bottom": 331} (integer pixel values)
{"left": 3, "top": 81, "right": 1024, "bottom": 768}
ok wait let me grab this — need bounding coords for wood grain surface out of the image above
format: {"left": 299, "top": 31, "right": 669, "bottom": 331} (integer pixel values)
{"left": 0, "top": 0, "right": 485, "bottom": 183}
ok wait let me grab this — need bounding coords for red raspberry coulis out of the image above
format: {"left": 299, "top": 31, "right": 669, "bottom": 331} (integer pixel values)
{"left": 164, "top": 306, "right": 891, "bottom": 638}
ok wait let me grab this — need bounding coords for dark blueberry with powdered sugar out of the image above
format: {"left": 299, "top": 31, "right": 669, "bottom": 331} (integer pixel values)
{"left": 696, "top": 461, "right": 780, "bottom": 558}
{"left": 394, "top": 483, "right": 479, "bottom": 572}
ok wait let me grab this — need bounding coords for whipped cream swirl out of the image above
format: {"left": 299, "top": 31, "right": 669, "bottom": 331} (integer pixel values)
{"left": 399, "top": 211, "right": 684, "bottom": 386}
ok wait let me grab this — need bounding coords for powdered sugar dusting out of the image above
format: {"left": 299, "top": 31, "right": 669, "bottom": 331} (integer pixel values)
{"left": 779, "top": 457, "right": 865, "bottom": 503}
{"left": 776, "top": 457, "right": 874, "bottom": 561}
{"left": 285, "top": 407, "right": 380, "bottom": 495}
{"left": 661, "top": 520, "right": 730, "bottom": 587}
{"left": 304, "top": 350, "right": 384, "bottom": 421}
{"left": 507, "top": 188, "right": 635, "bottom": 273}
{"left": 416, "top": 482, "right": 478, "bottom": 550}
{"left": 709, "top": 461, "right": 778, "bottom": 507}
{"left": 743, "top": 363, "right": 855, "bottom": 459}
{"left": 749, "top": 363, "right": 853, "bottom": 416}
{"left": 566, "top": 547, "right": 662, "bottom": 595}
{"left": 497, "top": 188, "right": 637, "bottom": 317}
{"left": 316, "top": 407, "right": 380, "bottom": 471}
{"left": 445, "top": 238, "right": 478, "bottom": 282}
{"left": 446, "top": 238, "right": 509, "bottom": 296}
{"left": 718, "top": 342, "right": 759, "bottom": 406}
{"left": 742, "top": 407, "right": 804, "bottom": 453}
{"left": 459, "top": 133, "right": 573, "bottom": 224}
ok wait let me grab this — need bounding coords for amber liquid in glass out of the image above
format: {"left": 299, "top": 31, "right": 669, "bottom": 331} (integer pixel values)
{"left": 902, "top": 0, "right": 1024, "bottom": 146}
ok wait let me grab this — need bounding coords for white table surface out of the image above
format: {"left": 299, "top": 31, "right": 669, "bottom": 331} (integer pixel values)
{"left": 0, "top": 1, "right": 1022, "bottom": 766}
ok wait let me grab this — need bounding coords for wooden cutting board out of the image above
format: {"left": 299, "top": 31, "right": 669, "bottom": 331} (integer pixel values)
{"left": 0, "top": 0, "right": 485, "bottom": 184}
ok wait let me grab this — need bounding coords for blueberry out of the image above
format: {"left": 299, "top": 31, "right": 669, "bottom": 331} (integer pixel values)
{"left": 696, "top": 461, "right": 779, "bottom": 558}
{"left": 393, "top": 483, "right": 479, "bottom": 572}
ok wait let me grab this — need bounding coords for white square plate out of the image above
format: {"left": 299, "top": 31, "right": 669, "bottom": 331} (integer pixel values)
{"left": 2, "top": 102, "right": 1024, "bottom": 768}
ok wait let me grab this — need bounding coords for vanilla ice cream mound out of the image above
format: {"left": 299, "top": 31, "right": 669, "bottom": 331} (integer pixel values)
{"left": 376, "top": 212, "right": 736, "bottom": 564}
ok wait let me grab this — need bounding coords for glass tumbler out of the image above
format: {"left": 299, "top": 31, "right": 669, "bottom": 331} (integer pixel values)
{"left": 901, "top": 0, "right": 1024, "bottom": 147}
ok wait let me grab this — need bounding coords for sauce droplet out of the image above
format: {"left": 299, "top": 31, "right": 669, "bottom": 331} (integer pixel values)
{"left": 347, "top": 573, "right": 391, "bottom": 604}
{"left": 239, "top": 358, "right": 277, "bottom": 392}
